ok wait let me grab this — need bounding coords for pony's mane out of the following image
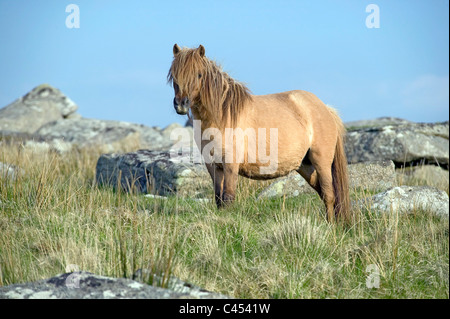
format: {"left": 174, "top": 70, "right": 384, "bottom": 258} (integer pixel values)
{"left": 168, "top": 48, "right": 252, "bottom": 127}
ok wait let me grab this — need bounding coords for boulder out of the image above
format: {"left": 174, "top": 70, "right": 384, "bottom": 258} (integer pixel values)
{"left": 35, "top": 118, "right": 178, "bottom": 153}
{"left": 348, "top": 160, "right": 396, "bottom": 191}
{"left": 160, "top": 122, "right": 185, "bottom": 139}
{"left": 23, "top": 139, "right": 73, "bottom": 154}
{"left": 0, "top": 84, "right": 78, "bottom": 134}
{"left": 397, "top": 165, "right": 449, "bottom": 191}
{"left": 0, "top": 272, "right": 228, "bottom": 299}
{"left": 257, "top": 171, "right": 309, "bottom": 199}
{"left": 345, "top": 122, "right": 449, "bottom": 168}
{"left": 257, "top": 161, "right": 396, "bottom": 200}
{"left": 0, "top": 84, "right": 194, "bottom": 153}
{"left": 0, "top": 162, "right": 23, "bottom": 181}
{"left": 345, "top": 117, "right": 413, "bottom": 130}
{"left": 132, "top": 269, "right": 223, "bottom": 298}
{"left": 144, "top": 194, "right": 212, "bottom": 203}
{"left": 95, "top": 150, "right": 210, "bottom": 197}
{"left": 357, "top": 186, "right": 449, "bottom": 218}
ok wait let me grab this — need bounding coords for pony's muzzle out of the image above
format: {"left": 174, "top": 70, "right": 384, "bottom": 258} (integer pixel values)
{"left": 174, "top": 96, "right": 190, "bottom": 115}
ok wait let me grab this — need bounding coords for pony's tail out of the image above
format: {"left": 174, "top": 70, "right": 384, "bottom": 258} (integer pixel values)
{"left": 330, "top": 114, "right": 352, "bottom": 224}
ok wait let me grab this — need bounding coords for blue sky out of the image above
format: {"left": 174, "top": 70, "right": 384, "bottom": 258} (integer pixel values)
{"left": 0, "top": 0, "right": 448, "bottom": 128}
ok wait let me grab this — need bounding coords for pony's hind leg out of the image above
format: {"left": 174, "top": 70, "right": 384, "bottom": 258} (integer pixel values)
{"left": 299, "top": 150, "right": 336, "bottom": 222}
{"left": 315, "top": 165, "right": 336, "bottom": 222}
{"left": 297, "top": 164, "right": 321, "bottom": 196}
{"left": 297, "top": 150, "right": 321, "bottom": 195}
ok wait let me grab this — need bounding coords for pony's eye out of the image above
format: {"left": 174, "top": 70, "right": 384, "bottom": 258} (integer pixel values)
{"left": 198, "top": 73, "right": 202, "bottom": 79}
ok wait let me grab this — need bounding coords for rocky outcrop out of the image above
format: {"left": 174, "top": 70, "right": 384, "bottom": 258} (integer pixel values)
{"left": 0, "top": 84, "right": 191, "bottom": 154}
{"left": 0, "top": 84, "right": 78, "bottom": 135}
{"left": 257, "top": 161, "right": 396, "bottom": 200}
{"left": 345, "top": 121, "right": 449, "bottom": 168}
{"left": 357, "top": 186, "right": 449, "bottom": 218}
{"left": 2, "top": 85, "right": 448, "bottom": 168}
{"left": 95, "top": 150, "right": 210, "bottom": 197}
{"left": 397, "top": 165, "right": 449, "bottom": 191}
{"left": 348, "top": 160, "right": 397, "bottom": 191}
{"left": 35, "top": 118, "right": 179, "bottom": 153}
{"left": 257, "top": 171, "right": 309, "bottom": 199}
{"left": 132, "top": 269, "right": 222, "bottom": 297}
{"left": 95, "top": 153, "right": 399, "bottom": 200}
{"left": 0, "top": 162, "right": 23, "bottom": 181}
{"left": 345, "top": 117, "right": 413, "bottom": 130}
{"left": 0, "top": 272, "right": 228, "bottom": 299}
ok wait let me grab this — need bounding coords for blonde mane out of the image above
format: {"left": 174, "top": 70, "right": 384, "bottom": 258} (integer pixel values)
{"left": 167, "top": 47, "right": 252, "bottom": 127}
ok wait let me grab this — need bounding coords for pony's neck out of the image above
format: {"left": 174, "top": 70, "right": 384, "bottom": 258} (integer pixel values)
{"left": 191, "top": 102, "right": 221, "bottom": 130}
{"left": 198, "top": 67, "right": 252, "bottom": 129}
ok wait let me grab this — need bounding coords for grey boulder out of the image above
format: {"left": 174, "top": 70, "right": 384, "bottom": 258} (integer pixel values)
{"left": 345, "top": 122, "right": 449, "bottom": 167}
{"left": 132, "top": 269, "right": 226, "bottom": 298}
{"left": 95, "top": 150, "right": 210, "bottom": 197}
{"left": 0, "top": 272, "right": 228, "bottom": 299}
{"left": 35, "top": 118, "right": 178, "bottom": 153}
{"left": 397, "top": 165, "right": 449, "bottom": 191}
{"left": 345, "top": 117, "right": 413, "bottom": 130}
{"left": 0, "top": 162, "right": 23, "bottom": 181}
{"left": 358, "top": 186, "right": 449, "bottom": 218}
{"left": 0, "top": 84, "right": 78, "bottom": 134}
{"left": 257, "top": 161, "right": 397, "bottom": 200}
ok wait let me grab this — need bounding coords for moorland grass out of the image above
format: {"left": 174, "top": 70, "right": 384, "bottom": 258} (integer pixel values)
{"left": 0, "top": 142, "right": 448, "bottom": 298}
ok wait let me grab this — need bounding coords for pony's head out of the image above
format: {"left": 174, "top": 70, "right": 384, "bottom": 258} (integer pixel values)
{"left": 167, "top": 44, "right": 206, "bottom": 115}
{"left": 167, "top": 43, "right": 252, "bottom": 126}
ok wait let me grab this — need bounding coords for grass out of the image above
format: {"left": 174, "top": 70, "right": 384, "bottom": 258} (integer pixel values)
{"left": 0, "top": 141, "right": 448, "bottom": 298}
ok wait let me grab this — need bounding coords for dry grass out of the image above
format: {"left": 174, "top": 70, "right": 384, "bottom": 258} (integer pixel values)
{"left": 0, "top": 141, "right": 448, "bottom": 298}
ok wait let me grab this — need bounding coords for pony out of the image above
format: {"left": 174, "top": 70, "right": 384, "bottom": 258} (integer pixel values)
{"left": 168, "top": 44, "right": 351, "bottom": 223}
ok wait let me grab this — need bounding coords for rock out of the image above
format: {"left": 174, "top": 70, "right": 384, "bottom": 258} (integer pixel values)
{"left": 0, "top": 84, "right": 194, "bottom": 153}
{"left": 144, "top": 194, "right": 212, "bottom": 203}
{"left": 348, "top": 160, "right": 396, "bottom": 191}
{"left": 35, "top": 118, "right": 177, "bottom": 153}
{"left": 0, "top": 84, "right": 78, "bottom": 134}
{"left": 0, "top": 272, "right": 228, "bottom": 299}
{"left": 345, "top": 117, "right": 413, "bottom": 130}
{"left": 23, "top": 139, "right": 73, "bottom": 154}
{"left": 160, "top": 122, "right": 184, "bottom": 139}
{"left": 397, "top": 165, "right": 449, "bottom": 191}
{"left": 257, "top": 161, "right": 397, "bottom": 200}
{"left": 358, "top": 186, "right": 449, "bottom": 218}
{"left": 132, "top": 269, "right": 225, "bottom": 298}
{"left": 258, "top": 171, "right": 309, "bottom": 199}
{"left": 0, "top": 162, "right": 23, "bottom": 181}
{"left": 345, "top": 121, "right": 449, "bottom": 168}
{"left": 95, "top": 150, "right": 211, "bottom": 197}
{"left": 144, "top": 194, "right": 169, "bottom": 200}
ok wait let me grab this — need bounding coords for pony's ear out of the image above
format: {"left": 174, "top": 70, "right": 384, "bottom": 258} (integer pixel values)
{"left": 173, "top": 44, "right": 181, "bottom": 55}
{"left": 197, "top": 45, "right": 205, "bottom": 57}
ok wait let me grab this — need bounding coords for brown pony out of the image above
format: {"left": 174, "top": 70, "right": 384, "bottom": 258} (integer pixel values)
{"left": 168, "top": 44, "right": 351, "bottom": 223}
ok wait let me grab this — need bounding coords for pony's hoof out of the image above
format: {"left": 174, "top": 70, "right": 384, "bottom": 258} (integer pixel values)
{"left": 216, "top": 194, "right": 235, "bottom": 208}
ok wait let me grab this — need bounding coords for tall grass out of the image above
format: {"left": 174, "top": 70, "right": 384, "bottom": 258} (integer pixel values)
{"left": 0, "top": 141, "right": 448, "bottom": 298}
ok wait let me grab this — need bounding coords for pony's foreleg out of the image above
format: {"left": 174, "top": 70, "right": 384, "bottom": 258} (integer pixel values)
{"left": 315, "top": 166, "right": 336, "bottom": 222}
{"left": 205, "top": 163, "right": 224, "bottom": 207}
{"left": 298, "top": 164, "right": 335, "bottom": 220}
{"left": 220, "top": 163, "right": 239, "bottom": 207}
